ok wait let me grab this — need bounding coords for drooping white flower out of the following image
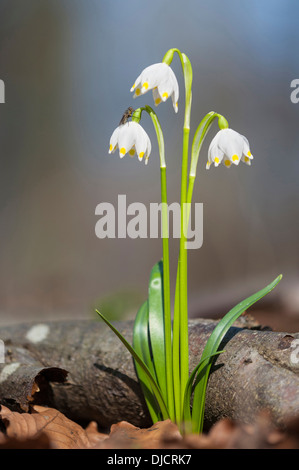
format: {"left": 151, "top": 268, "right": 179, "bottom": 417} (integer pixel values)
{"left": 130, "top": 63, "right": 179, "bottom": 113}
{"left": 109, "top": 121, "right": 151, "bottom": 165}
{"left": 206, "top": 128, "right": 254, "bottom": 169}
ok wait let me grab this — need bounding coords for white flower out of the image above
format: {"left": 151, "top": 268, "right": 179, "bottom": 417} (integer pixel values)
{"left": 109, "top": 121, "right": 151, "bottom": 165}
{"left": 206, "top": 128, "right": 254, "bottom": 169}
{"left": 130, "top": 63, "right": 179, "bottom": 113}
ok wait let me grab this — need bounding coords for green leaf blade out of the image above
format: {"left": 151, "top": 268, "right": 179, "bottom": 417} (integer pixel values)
{"left": 148, "top": 261, "right": 167, "bottom": 401}
{"left": 133, "top": 300, "right": 162, "bottom": 422}
{"left": 191, "top": 274, "right": 282, "bottom": 433}
{"left": 96, "top": 308, "right": 170, "bottom": 420}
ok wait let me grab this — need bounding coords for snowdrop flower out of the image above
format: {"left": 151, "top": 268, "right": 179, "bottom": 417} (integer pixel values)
{"left": 206, "top": 128, "right": 253, "bottom": 169}
{"left": 109, "top": 121, "right": 151, "bottom": 165}
{"left": 130, "top": 63, "right": 179, "bottom": 113}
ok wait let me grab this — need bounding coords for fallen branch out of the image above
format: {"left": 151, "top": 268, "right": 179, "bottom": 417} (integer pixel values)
{"left": 0, "top": 317, "right": 298, "bottom": 429}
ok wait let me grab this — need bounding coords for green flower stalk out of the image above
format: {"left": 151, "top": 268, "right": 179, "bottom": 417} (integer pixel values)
{"left": 132, "top": 105, "right": 174, "bottom": 419}
{"left": 162, "top": 49, "right": 193, "bottom": 415}
{"left": 101, "top": 48, "right": 282, "bottom": 435}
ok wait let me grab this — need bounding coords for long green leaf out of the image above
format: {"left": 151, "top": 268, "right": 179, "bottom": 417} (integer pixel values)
{"left": 191, "top": 274, "right": 282, "bottom": 433}
{"left": 182, "top": 350, "right": 224, "bottom": 424}
{"left": 133, "top": 300, "right": 162, "bottom": 422}
{"left": 148, "top": 261, "right": 167, "bottom": 401}
{"left": 96, "top": 309, "right": 170, "bottom": 420}
{"left": 133, "top": 300, "right": 156, "bottom": 376}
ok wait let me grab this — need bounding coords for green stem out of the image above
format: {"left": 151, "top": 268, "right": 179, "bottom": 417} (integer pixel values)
{"left": 172, "top": 265, "right": 181, "bottom": 424}
{"left": 167, "top": 50, "right": 192, "bottom": 409}
{"left": 160, "top": 165, "right": 174, "bottom": 420}
{"left": 134, "top": 105, "right": 174, "bottom": 420}
{"left": 163, "top": 49, "right": 193, "bottom": 420}
{"left": 187, "top": 112, "right": 227, "bottom": 217}
{"left": 179, "top": 126, "right": 190, "bottom": 404}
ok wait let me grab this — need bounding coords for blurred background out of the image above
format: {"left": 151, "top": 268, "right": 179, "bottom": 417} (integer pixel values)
{"left": 0, "top": 0, "right": 298, "bottom": 330}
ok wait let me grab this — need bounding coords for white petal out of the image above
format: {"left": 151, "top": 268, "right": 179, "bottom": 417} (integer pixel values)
{"left": 152, "top": 86, "right": 162, "bottom": 107}
{"left": 241, "top": 154, "right": 252, "bottom": 165}
{"left": 241, "top": 135, "right": 254, "bottom": 160}
{"left": 172, "top": 97, "right": 179, "bottom": 113}
{"left": 133, "top": 87, "right": 142, "bottom": 99}
{"left": 208, "top": 136, "right": 223, "bottom": 167}
{"left": 156, "top": 67, "right": 179, "bottom": 110}
{"left": 208, "top": 132, "right": 221, "bottom": 154}
{"left": 157, "top": 78, "right": 173, "bottom": 103}
{"left": 131, "top": 63, "right": 179, "bottom": 113}
{"left": 208, "top": 141, "right": 217, "bottom": 161}
{"left": 211, "top": 147, "right": 224, "bottom": 167}
{"left": 117, "top": 122, "right": 137, "bottom": 158}
{"left": 132, "top": 123, "right": 151, "bottom": 162}
{"left": 168, "top": 66, "right": 179, "bottom": 112}
{"left": 109, "top": 126, "right": 120, "bottom": 153}
{"left": 218, "top": 129, "right": 243, "bottom": 165}
{"left": 128, "top": 145, "right": 136, "bottom": 158}
{"left": 139, "top": 63, "right": 169, "bottom": 94}
{"left": 145, "top": 133, "right": 152, "bottom": 162}
{"left": 130, "top": 74, "right": 141, "bottom": 92}
{"left": 207, "top": 128, "right": 253, "bottom": 169}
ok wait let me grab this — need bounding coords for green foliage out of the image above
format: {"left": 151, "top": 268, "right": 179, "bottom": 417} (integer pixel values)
{"left": 97, "top": 264, "right": 282, "bottom": 433}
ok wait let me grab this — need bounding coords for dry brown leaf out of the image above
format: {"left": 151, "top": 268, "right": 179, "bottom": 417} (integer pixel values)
{"left": 0, "top": 405, "right": 107, "bottom": 449}
{"left": 94, "top": 413, "right": 299, "bottom": 449}
{"left": 85, "top": 420, "right": 109, "bottom": 447}
{"left": 1, "top": 404, "right": 298, "bottom": 449}
{"left": 95, "top": 419, "right": 183, "bottom": 449}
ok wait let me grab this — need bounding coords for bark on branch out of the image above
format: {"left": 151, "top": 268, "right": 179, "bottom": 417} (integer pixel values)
{"left": 0, "top": 317, "right": 298, "bottom": 430}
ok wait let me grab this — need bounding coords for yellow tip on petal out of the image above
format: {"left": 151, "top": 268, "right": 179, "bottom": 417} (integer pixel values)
{"left": 139, "top": 152, "right": 145, "bottom": 161}
{"left": 214, "top": 157, "right": 220, "bottom": 164}
{"left": 109, "top": 144, "right": 113, "bottom": 152}
{"left": 206, "top": 161, "right": 211, "bottom": 169}
{"left": 120, "top": 147, "right": 126, "bottom": 157}
{"left": 162, "top": 92, "right": 168, "bottom": 100}
{"left": 232, "top": 154, "right": 239, "bottom": 162}
{"left": 247, "top": 151, "right": 251, "bottom": 157}
{"left": 142, "top": 82, "right": 149, "bottom": 90}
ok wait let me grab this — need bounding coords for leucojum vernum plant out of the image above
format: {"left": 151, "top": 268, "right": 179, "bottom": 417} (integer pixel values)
{"left": 96, "top": 48, "right": 282, "bottom": 434}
